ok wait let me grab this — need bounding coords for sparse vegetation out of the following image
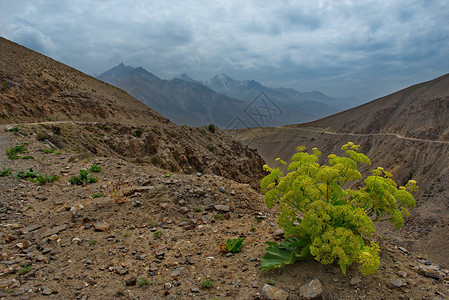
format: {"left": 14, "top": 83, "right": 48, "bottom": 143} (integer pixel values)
{"left": 18, "top": 264, "right": 32, "bottom": 275}
{"left": 14, "top": 168, "right": 58, "bottom": 185}
{"left": 69, "top": 169, "right": 97, "bottom": 185}
{"left": 92, "top": 192, "right": 104, "bottom": 198}
{"left": 260, "top": 143, "right": 418, "bottom": 275}
{"left": 153, "top": 230, "right": 162, "bottom": 238}
{"left": 150, "top": 155, "right": 160, "bottom": 165}
{"left": 220, "top": 237, "right": 244, "bottom": 253}
{"left": 89, "top": 239, "right": 97, "bottom": 246}
{"left": 0, "top": 168, "right": 13, "bottom": 177}
{"left": 132, "top": 128, "right": 143, "bottom": 138}
{"left": 36, "top": 131, "right": 48, "bottom": 141}
{"left": 208, "top": 123, "right": 216, "bottom": 133}
{"left": 194, "top": 206, "right": 202, "bottom": 212}
{"left": 200, "top": 277, "right": 214, "bottom": 288}
{"left": 89, "top": 164, "right": 102, "bottom": 172}
{"left": 214, "top": 213, "right": 224, "bottom": 220}
{"left": 137, "top": 277, "right": 150, "bottom": 286}
{"left": 6, "top": 142, "right": 27, "bottom": 159}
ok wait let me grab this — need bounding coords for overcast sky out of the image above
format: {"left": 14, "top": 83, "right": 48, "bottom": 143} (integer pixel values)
{"left": 1, "top": 0, "right": 448, "bottom": 101}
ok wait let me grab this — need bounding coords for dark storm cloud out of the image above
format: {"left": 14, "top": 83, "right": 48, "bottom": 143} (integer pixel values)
{"left": 1, "top": 0, "right": 448, "bottom": 101}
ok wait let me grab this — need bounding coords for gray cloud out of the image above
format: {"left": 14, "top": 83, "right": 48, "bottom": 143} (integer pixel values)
{"left": 1, "top": 0, "right": 448, "bottom": 101}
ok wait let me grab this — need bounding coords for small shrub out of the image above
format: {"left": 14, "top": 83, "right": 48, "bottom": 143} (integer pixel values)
{"left": 220, "top": 237, "right": 244, "bottom": 253}
{"left": 153, "top": 230, "right": 162, "bottom": 238}
{"left": 214, "top": 213, "right": 224, "bottom": 220}
{"left": 108, "top": 178, "right": 134, "bottom": 204}
{"left": 266, "top": 278, "right": 275, "bottom": 285}
{"left": 18, "top": 264, "right": 32, "bottom": 275}
{"left": 36, "top": 132, "right": 48, "bottom": 141}
{"left": 132, "top": 128, "right": 143, "bottom": 138}
{"left": 32, "top": 174, "right": 58, "bottom": 186}
{"left": 89, "top": 164, "right": 102, "bottom": 173}
{"left": 208, "top": 123, "right": 216, "bottom": 133}
{"left": 194, "top": 206, "right": 202, "bottom": 212}
{"left": 89, "top": 239, "right": 97, "bottom": 246}
{"left": 92, "top": 192, "right": 104, "bottom": 198}
{"left": 6, "top": 142, "right": 27, "bottom": 159}
{"left": 150, "top": 155, "right": 160, "bottom": 165}
{"left": 42, "top": 148, "right": 56, "bottom": 154}
{"left": 0, "top": 168, "right": 13, "bottom": 177}
{"left": 14, "top": 168, "right": 39, "bottom": 179}
{"left": 200, "top": 277, "right": 214, "bottom": 288}
{"left": 8, "top": 127, "right": 24, "bottom": 135}
{"left": 137, "top": 277, "right": 150, "bottom": 286}
{"left": 69, "top": 169, "right": 97, "bottom": 186}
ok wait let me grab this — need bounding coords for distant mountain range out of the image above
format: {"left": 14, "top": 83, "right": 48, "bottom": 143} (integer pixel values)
{"left": 98, "top": 64, "right": 360, "bottom": 128}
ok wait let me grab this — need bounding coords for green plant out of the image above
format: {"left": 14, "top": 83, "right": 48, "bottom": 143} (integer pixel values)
{"left": 150, "top": 155, "right": 160, "bottom": 165}
{"left": 6, "top": 142, "right": 27, "bottom": 159}
{"left": 69, "top": 169, "right": 97, "bottom": 186}
{"left": 89, "top": 239, "right": 97, "bottom": 246}
{"left": 18, "top": 264, "right": 32, "bottom": 275}
{"left": 14, "top": 168, "right": 39, "bottom": 179}
{"left": 194, "top": 206, "right": 202, "bottom": 212}
{"left": 92, "top": 192, "right": 104, "bottom": 198}
{"left": 153, "top": 230, "right": 162, "bottom": 238}
{"left": 200, "top": 277, "right": 214, "bottom": 288}
{"left": 260, "top": 143, "right": 418, "bottom": 275}
{"left": 266, "top": 278, "right": 275, "bottom": 285}
{"left": 208, "top": 123, "right": 216, "bottom": 133}
{"left": 32, "top": 174, "right": 58, "bottom": 186}
{"left": 8, "top": 126, "right": 24, "bottom": 135}
{"left": 42, "top": 148, "right": 56, "bottom": 154}
{"left": 220, "top": 237, "right": 244, "bottom": 253}
{"left": 214, "top": 213, "right": 224, "bottom": 220}
{"left": 89, "top": 164, "right": 102, "bottom": 173}
{"left": 132, "top": 128, "right": 143, "bottom": 138}
{"left": 36, "top": 131, "right": 48, "bottom": 141}
{"left": 137, "top": 277, "right": 150, "bottom": 286}
{"left": 0, "top": 168, "right": 13, "bottom": 177}
{"left": 250, "top": 225, "right": 257, "bottom": 232}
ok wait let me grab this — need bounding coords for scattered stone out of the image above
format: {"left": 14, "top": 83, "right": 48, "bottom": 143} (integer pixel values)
{"left": 398, "top": 246, "right": 408, "bottom": 253}
{"left": 299, "top": 279, "right": 323, "bottom": 300}
{"left": 196, "top": 172, "right": 203, "bottom": 177}
{"left": 94, "top": 222, "right": 110, "bottom": 232}
{"left": 42, "top": 224, "right": 67, "bottom": 237}
{"left": 20, "top": 224, "right": 41, "bottom": 234}
{"left": 125, "top": 277, "right": 136, "bottom": 286}
{"left": 398, "top": 271, "right": 407, "bottom": 278}
{"left": 274, "top": 228, "right": 285, "bottom": 239}
{"left": 41, "top": 286, "right": 53, "bottom": 295}
{"left": 115, "top": 266, "right": 128, "bottom": 276}
{"left": 170, "top": 267, "right": 185, "bottom": 277}
{"left": 36, "top": 255, "right": 47, "bottom": 262}
{"left": 214, "top": 205, "right": 230, "bottom": 212}
{"left": 389, "top": 278, "right": 407, "bottom": 288}
{"left": 164, "top": 282, "right": 173, "bottom": 290}
{"left": 219, "top": 186, "right": 226, "bottom": 193}
{"left": 160, "top": 203, "right": 169, "bottom": 209}
{"left": 190, "top": 287, "right": 200, "bottom": 293}
{"left": 350, "top": 276, "right": 361, "bottom": 286}
{"left": 262, "top": 284, "right": 289, "bottom": 300}
{"left": 418, "top": 266, "right": 442, "bottom": 280}
{"left": 70, "top": 203, "right": 84, "bottom": 211}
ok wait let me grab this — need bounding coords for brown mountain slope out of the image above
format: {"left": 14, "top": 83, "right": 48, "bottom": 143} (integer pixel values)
{"left": 0, "top": 37, "right": 265, "bottom": 185}
{"left": 291, "top": 73, "right": 449, "bottom": 141}
{"left": 0, "top": 37, "right": 163, "bottom": 125}
{"left": 233, "top": 74, "right": 449, "bottom": 268}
